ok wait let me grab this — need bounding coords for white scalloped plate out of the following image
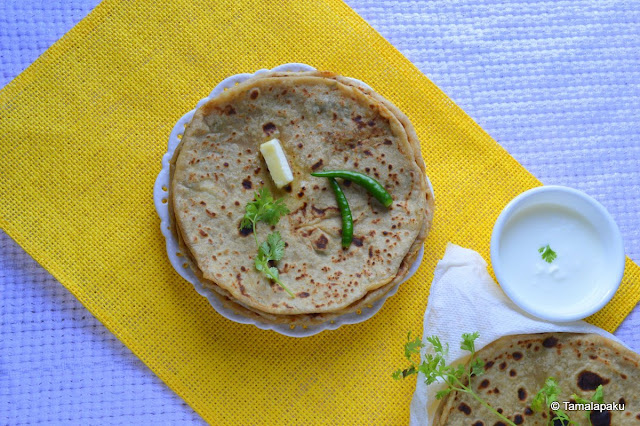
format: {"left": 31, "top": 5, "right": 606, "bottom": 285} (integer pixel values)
{"left": 154, "top": 63, "right": 427, "bottom": 337}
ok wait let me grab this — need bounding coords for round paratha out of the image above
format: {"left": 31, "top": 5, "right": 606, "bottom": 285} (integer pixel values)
{"left": 169, "top": 71, "right": 432, "bottom": 320}
{"left": 434, "top": 333, "right": 640, "bottom": 425}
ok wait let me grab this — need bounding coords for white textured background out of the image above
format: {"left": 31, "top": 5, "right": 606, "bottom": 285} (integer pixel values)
{"left": 1, "top": 0, "right": 639, "bottom": 424}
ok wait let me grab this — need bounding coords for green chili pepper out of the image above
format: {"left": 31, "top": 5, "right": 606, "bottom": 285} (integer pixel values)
{"left": 311, "top": 170, "right": 393, "bottom": 207}
{"left": 328, "top": 178, "right": 353, "bottom": 248}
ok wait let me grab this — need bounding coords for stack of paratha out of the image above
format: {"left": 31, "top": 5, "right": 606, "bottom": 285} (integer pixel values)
{"left": 434, "top": 333, "right": 640, "bottom": 425}
{"left": 168, "top": 71, "right": 433, "bottom": 325}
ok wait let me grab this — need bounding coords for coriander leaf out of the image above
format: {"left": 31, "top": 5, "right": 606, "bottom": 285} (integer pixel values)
{"left": 426, "top": 336, "right": 450, "bottom": 358}
{"left": 470, "top": 358, "right": 485, "bottom": 377}
{"left": 435, "top": 388, "right": 452, "bottom": 399}
{"left": 426, "top": 336, "right": 444, "bottom": 354}
{"left": 453, "top": 363, "right": 466, "bottom": 379}
{"left": 591, "top": 384, "right": 604, "bottom": 404}
{"left": 392, "top": 366, "right": 416, "bottom": 380}
{"left": 391, "top": 369, "right": 404, "bottom": 381}
{"left": 267, "top": 266, "right": 280, "bottom": 280}
{"left": 251, "top": 187, "right": 290, "bottom": 226}
{"left": 404, "top": 332, "right": 424, "bottom": 361}
{"left": 531, "top": 392, "right": 545, "bottom": 413}
{"left": 245, "top": 202, "right": 258, "bottom": 216}
{"left": 461, "top": 332, "right": 480, "bottom": 353}
{"left": 240, "top": 218, "right": 252, "bottom": 232}
{"left": 241, "top": 198, "right": 260, "bottom": 230}
{"left": 532, "top": 377, "right": 562, "bottom": 413}
{"left": 539, "top": 244, "right": 557, "bottom": 263}
{"left": 258, "top": 240, "right": 271, "bottom": 258}
{"left": 255, "top": 187, "right": 274, "bottom": 207}
{"left": 544, "top": 377, "right": 561, "bottom": 400}
{"left": 417, "top": 356, "right": 442, "bottom": 384}
{"left": 260, "top": 197, "right": 290, "bottom": 225}
{"left": 254, "top": 231, "right": 294, "bottom": 298}
{"left": 254, "top": 256, "right": 268, "bottom": 272}
{"left": 267, "top": 231, "right": 285, "bottom": 261}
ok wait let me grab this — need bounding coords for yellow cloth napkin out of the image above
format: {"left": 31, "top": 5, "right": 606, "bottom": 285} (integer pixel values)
{"left": 1, "top": 0, "right": 638, "bottom": 424}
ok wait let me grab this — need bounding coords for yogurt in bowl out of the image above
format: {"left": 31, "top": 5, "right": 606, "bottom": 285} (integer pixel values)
{"left": 490, "top": 186, "right": 625, "bottom": 322}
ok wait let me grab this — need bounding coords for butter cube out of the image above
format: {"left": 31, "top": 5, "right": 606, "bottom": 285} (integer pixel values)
{"left": 260, "top": 138, "right": 294, "bottom": 188}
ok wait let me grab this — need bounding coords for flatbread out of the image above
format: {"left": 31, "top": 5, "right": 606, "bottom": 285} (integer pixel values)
{"left": 434, "top": 333, "right": 640, "bottom": 425}
{"left": 169, "top": 71, "right": 432, "bottom": 319}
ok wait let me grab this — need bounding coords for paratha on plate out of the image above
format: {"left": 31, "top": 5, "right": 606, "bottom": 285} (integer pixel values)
{"left": 434, "top": 333, "right": 640, "bottom": 425}
{"left": 169, "top": 71, "right": 433, "bottom": 322}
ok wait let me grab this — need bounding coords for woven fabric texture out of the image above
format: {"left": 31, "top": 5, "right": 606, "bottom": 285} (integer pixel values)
{"left": 1, "top": 0, "right": 639, "bottom": 424}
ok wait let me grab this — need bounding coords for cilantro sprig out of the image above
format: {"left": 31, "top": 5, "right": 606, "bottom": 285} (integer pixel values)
{"left": 241, "top": 188, "right": 290, "bottom": 246}
{"left": 240, "top": 188, "right": 293, "bottom": 297}
{"left": 538, "top": 244, "right": 557, "bottom": 263}
{"left": 532, "top": 377, "right": 572, "bottom": 424}
{"left": 393, "top": 332, "right": 516, "bottom": 426}
{"left": 254, "top": 231, "right": 294, "bottom": 297}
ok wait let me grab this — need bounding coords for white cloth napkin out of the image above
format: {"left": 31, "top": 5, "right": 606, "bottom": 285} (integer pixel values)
{"left": 409, "top": 243, "right": 623, "bottom": 426}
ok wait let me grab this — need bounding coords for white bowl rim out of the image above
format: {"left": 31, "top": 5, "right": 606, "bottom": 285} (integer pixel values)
{"left": 490, "top": 185, "right": 625, "bottom": 322}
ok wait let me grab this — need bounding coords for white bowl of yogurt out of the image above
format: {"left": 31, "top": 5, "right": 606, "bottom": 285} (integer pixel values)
{"left": 490, "top": 186, "right": 625, "bottom": 322}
